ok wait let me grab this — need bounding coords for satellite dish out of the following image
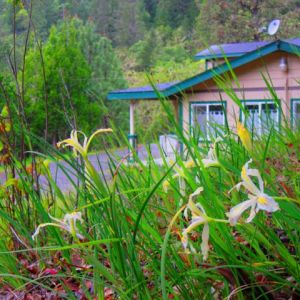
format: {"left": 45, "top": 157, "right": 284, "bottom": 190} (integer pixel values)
{"left": 268, "top": 19, "right": 280, "bottom": 36}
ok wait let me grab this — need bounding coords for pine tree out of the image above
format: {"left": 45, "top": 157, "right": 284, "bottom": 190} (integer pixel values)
{"left": 156, "top": 0, "right": 198, "bottom": 29}
{"left": 88, "top": 0, "right": 119, "bottom": 44}
{"left": 78, "top": 21, "right": 128, "bottom": 129}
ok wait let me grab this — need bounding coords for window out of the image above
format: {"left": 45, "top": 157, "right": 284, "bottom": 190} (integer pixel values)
{"left": 241, "top": 101, "right": 279, "bottom": 135}
{"left": 292, "top": 99, "right": 300, "bottom": 128}
{"left": 190, "top": 102, "right": 225, "bottom": 139}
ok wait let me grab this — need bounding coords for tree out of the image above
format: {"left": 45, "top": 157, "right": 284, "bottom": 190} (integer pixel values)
{"left": 78, "top": 20, "right": 128, "bottom": 130}
{"left": 115, "top": 0, "right": 144, "bottom": 46}
{"left": 156, "top": 0, "right": 198, "bottom": 30}
{"left": 25, "top": 19, "right": 92, "bottom": 144}
{"left": 130, "top": 29, "right": 157, "bottom": 71}
{"left": 196, "top": 0, "right": 300, "bottom": 46}
{"left": 88, "top": 0, "right": 119, "bottom": 44}
{"left": 137, "top": 0, "right": 158, "bottom": 29}
{"left": 24, "top": 18, "right": 127, "bottom": 145}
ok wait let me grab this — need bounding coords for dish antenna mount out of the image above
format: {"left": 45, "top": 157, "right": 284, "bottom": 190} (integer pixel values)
{"left": 267, "top": 19, "right": 280, "bottom": 36}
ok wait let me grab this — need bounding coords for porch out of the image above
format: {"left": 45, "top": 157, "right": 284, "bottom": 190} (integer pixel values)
{"left": 108, "top": 82, "right": 184, "bottom": 161}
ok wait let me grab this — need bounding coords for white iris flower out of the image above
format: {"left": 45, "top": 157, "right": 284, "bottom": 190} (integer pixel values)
{"left": 182, "top": 187, "right": 210, "bottom": 261}
{"left": 57, "top": 129, "right": 113, "bottom": 159}
{"left": 32, "top": 212, "right": 84, "bottom": 240}
{"left": 201, "top": 136, "right": 223, "bottom": 168}
{"left": 227, "top": 159, "right": 279, "bottom": 225}
{"left": 163, "top": 137, "right": 222, "bottom": 192}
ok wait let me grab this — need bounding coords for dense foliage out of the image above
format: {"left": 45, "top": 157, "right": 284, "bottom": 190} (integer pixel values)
{"left": 0, "top": 0, "right": 299, "bottom": 144}
{"left": 24, "top": 19, "right": 127, "bottom": 144}
{"left": 0, "top": 92, "right": 299, "bottom": 298}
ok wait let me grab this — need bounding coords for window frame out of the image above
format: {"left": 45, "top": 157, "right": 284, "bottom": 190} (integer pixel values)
{"left": 240, "top": 99, "right": 281, "bottom": 136}
{"left": 291, "top": 98, "right": 300, "bottom": 129}
{"left": 189, "top": 101, "right": 227, "bottom": 140}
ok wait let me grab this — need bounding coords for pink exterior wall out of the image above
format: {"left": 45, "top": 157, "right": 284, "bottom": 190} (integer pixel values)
{"left": 182, "top": 51, "right": 300, "bottom": 134}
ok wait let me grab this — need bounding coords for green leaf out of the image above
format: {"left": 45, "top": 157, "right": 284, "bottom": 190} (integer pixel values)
{"left": 1, "top": 106, "right": 8, "bottom": 118}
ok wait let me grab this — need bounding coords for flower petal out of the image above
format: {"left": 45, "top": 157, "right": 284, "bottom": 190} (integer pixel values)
{"left": 63, "top": 225, "right": 85, "bottom": 240}
{"left": 86, "top": 129, "right": 113, "bottom": 152}
{"left": 187, "top": 187, "right": 205, "bottom": 216}
{"left": 256, "top": 194, "right": 279, "bottom": 213}
{"left": 63, "top": 212, "right": 83, "bottom": 224}
{"left": 57, "top": 138, "right": 86, "bottom": 157}
{"left": 247, "top": 168, "right": 264, "bottom": 193}
{"left": 185, "top": 216, "right": 207, "bottom": 234}
{"left": 181, "top": 231, "right": 188, "bottom": 250}
{"left": 184, "top": 160, "right": 196, "bottom": 169}
{"left": 206, "top": 148, "right": 215, "bottom": 161}
{"left": 48, "top": 214, "right": 65, "bottom": 226}
{"left": 226, "top": 199, "right": 254, "bottom": 225}
{"left": 241, "top": 160, "right": 260, "bottom": 195}
{"left": 228, "top": 182, "right": 243, "bottom": 193}
{"left": 246, "top": 200, "right": 257, "bottom": 223}
{"left": 189, "top": 187, "right": 204, "bottom": 201}
{"left": 178, "top": 177, "right": 186, "bottom": 197}
{"left": 162, "top": 180, "right": 170, "bottom": 192}
{"left": 201, "top": 223, "right": 210, "bottom": 261}
{"left": 237, "top": 121, "right": 252, "bottom": 152}
{"left": 32, "top": 223, "right": 64, "bottom": 240}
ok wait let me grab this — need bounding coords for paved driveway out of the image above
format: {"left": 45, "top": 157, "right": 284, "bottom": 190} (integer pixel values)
{"left": 38, "top": 143, "right": 162, "bottom": 192}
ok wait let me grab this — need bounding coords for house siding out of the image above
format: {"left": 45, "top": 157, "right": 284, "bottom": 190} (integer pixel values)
{"left": 183, "top": 51, "right": 300, "bottom": 135}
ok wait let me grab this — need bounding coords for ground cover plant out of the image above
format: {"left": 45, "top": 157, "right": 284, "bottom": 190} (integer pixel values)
{"left": 0, "top": 83, "right": 299, "bottom": 299}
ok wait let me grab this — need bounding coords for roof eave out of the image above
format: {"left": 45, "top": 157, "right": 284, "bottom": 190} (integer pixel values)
{"left": 107, "top": 90, "right": 162, "bottom": 101}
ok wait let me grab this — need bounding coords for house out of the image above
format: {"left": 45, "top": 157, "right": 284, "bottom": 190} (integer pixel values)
{"left": 107, "top": 38, "right": 300, "bottom": 153}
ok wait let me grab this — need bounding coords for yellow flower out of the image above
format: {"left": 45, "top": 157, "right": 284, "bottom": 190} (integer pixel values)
{"left": 162, "top": 180, "right": 170, "bottom": 192}
{"left": 184, "top": 160, "right": 196, "bottom": 169}
{"left": 32, "top": 212, "right": 84, "bottom": 240}
{"left": 57, "top": 129, "right": 113, "bottom": 159}
{"left": 182, "top": 187, "right": 210, "bottom": 261}
{"left": 237, "top": 121, "right": 252, "bottom": 153}
{"left": 57, "top": 129, "right": 113, "bottom": 187}
{"left": 227, "top": 159, "right": 279, "bottom": 225}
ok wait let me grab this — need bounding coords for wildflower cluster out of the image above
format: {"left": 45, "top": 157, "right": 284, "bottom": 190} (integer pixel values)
{"left": 175, "top": 124, "right": 280, "bottom": 261}
{"left": 32, "top": 128, "right": 112, "bottom": 241}
{"left": 163, "top": 137, "right": 222, "bottom": 193}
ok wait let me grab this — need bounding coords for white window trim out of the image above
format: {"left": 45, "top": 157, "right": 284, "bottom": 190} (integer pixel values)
{"left": 190, "top": 102, "right": 225, "bottom": 139}
{"left": 241, "top": 100, "right": 280, "bottom": 136}
{"left": 292, "top": 99, "right": 300, "bottom": 128}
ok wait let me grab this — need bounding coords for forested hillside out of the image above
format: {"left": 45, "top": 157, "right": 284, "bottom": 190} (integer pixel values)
{"left": 0, "top": 0, "right": 299, "bottom": 144}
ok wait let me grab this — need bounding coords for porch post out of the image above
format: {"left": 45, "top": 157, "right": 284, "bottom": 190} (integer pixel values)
{"left": 171, "top": 98, "right": 183, "bottom": 155}
{"left": 130, "top": 100, "right": 135, "bottom": 137}
{"left": 128, "top": 100, "right": 137, "bottom": 161}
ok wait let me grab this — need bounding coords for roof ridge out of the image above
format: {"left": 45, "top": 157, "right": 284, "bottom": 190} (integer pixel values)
{"left": 209, "top": 40, "right": 270, "bottom": 47}
{"left": 195, "top": 38, "right": 300, "bottom": 60}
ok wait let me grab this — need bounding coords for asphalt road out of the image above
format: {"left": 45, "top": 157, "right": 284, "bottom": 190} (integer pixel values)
{"left": 36, "top": 143, "right": 162, "bottom": 192}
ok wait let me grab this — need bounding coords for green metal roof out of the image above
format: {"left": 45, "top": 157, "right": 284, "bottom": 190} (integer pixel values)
{"left": 107, "top": 39, "right": 300, "bottom": 101}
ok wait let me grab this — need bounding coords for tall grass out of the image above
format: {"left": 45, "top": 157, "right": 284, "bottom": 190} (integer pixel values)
{"left": 0, "top": 81, "right": 299, "bottom": 299}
